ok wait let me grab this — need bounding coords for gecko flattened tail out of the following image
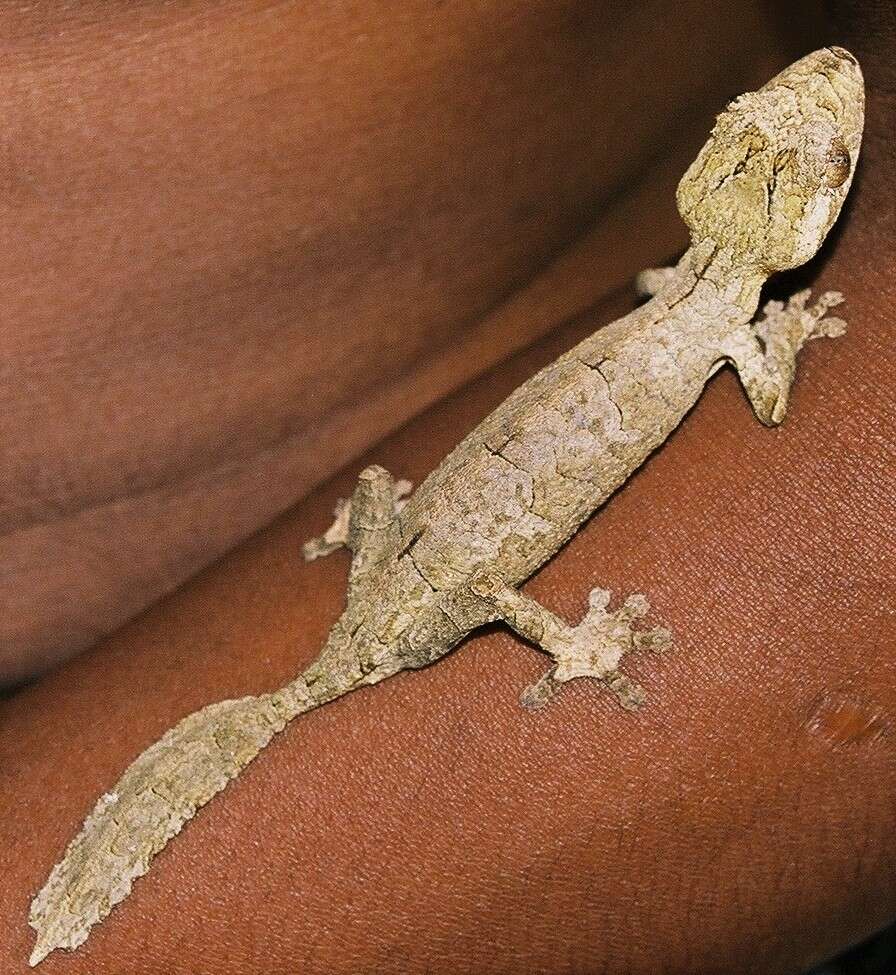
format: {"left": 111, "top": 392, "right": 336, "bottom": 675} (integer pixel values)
{"left": 28, "top": 692, "right": 300, "bottom": 966}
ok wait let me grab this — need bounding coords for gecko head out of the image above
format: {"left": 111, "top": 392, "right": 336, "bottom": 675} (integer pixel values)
{"left": 676, "top": 47, "right": 864, "bottom": 275}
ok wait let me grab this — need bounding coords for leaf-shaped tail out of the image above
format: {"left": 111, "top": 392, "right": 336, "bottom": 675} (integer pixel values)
{"left": 28, "top": 682, "right": 315, "bottom": 966}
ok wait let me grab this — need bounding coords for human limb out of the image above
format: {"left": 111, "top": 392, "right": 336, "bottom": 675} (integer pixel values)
{"left": 1, "top": 0, "right": 790, "bottom": 685}
{"left": 1, "top": 267, "right": 894, "bottom": 974}
{"left": 4, "top": 3, "right": 896, "bottom": 972}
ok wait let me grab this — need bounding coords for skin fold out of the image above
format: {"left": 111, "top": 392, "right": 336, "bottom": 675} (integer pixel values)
{"left": 1, "top": 3, "right": 894, "bottom": 974}
{"left": 0, "top": 0, "right": 822, "bottom": 683}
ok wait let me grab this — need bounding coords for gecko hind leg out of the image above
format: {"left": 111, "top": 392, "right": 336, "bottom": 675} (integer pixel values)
{"left": 468, "top": 573, "right": 672, "bottom": 711}
{"left": 303, "top": 465, "right": 412, "bottom": 595}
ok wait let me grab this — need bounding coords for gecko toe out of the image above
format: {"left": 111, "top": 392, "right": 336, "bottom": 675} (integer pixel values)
{"left": 605, "top": 670, "right": 647, "bottom": 710}
{"left": 520, "top": 669, "right": 560, "bottom": 711}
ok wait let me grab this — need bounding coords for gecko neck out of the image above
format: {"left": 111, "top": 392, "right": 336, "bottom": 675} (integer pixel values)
{"left": 676, "top": 240, "right": 765, "bottom": 318}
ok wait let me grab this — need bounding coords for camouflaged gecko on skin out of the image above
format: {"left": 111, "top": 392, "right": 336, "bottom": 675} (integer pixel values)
{"left": 29, "top": 47, "right": 864, "bottom": 965}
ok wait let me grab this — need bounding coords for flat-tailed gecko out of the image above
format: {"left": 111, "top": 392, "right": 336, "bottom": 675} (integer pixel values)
{"left": 28, "top": 47, "right": 864, "bottom": 965}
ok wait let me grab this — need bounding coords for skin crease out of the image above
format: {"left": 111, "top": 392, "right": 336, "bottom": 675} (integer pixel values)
{"left": 0, "top": 0, "right": 822, "bottom": 683}
{"left": 2, "top": 6, "right": 895, "bottom": 975}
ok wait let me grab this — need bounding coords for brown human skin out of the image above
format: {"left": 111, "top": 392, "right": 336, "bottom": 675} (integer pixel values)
{"left": 2, "top": 6, "right": 895, "bottom": 975}
{"left": 0, "top": 0, "right": 820, "bottom": 683}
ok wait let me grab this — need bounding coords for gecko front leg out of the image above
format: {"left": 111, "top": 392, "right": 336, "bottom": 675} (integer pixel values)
{"left": 467, "top": 572, "right": 671, "bottom": 711}
{"left": 634, "top": 265, "right": 677, "bottom": 300}
{"left": 637, "top": 268, "right": 848, "bottom": 426}
{"left": 724, "top": 289, "right": 847, "bottom": 425}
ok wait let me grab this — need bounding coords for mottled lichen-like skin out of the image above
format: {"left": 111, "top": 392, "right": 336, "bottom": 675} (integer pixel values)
{"left": 306, "top": 244, "right": 743, "bottom": 688}
{"left": 678, "top": 47, "right": 864, "bottom": 274}
{"left": 305, "top": 48, "right": 864, "bottom": 691}
{"left": 29, "top": 48, "right": 864, "bottom": 966}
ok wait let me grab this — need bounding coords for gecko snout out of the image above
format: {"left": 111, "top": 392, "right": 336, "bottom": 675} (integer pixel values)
{"left": 771, "top": 47, "right": 864, "bottom": 154}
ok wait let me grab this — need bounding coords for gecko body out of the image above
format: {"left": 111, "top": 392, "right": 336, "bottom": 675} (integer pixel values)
{"left": 301, "top": 243, "right": 749, "bottom": 699}
{"left": 29, "top": 47, "right": 864, "bottom": 965}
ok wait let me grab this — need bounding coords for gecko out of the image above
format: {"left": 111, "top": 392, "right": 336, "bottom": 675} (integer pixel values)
{"left": 28, "top": 47, "right": 864, "bottom": 966}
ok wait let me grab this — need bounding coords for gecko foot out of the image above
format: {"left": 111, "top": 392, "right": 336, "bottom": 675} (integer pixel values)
{"left": 519, "top": 588, "right": 672, "bottom": 712}
{"left": 753, "top": 288, "right": 847, "bottom": 348}
{"left": 303, "top": 497, "right": 352, "bottom": 561}
{"left": 728, "top": 288, "right": 848, "bottom": 426}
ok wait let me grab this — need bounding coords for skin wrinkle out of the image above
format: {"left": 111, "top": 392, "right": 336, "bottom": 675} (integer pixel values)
{"left": 1, "top": 1, "right": 730, "bottom": 533}
{"left": 2, "top": 0, "right": 814, "bottom": 681}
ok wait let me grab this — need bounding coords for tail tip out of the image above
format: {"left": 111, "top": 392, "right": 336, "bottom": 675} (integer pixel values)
{"left": 29, "top": 942, "right": 51, "bottom": 967}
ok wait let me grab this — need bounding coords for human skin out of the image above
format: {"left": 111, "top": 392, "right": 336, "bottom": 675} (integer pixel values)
{"left": 2, "top": 7, "right": 895, "bottom": 975}
{"left": 0, "top": 0, "right": 820, "bottom": 683}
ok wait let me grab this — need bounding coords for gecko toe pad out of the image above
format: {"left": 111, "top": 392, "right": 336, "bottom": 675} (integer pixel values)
{"left": 754, "top": 288, "right": 848, "bottom": 348}
{"left": 520, "top": 588, "right": 671, "bottom": 711}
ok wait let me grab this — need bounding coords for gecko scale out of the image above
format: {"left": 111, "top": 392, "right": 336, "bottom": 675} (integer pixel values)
{"left": 28, "top": 47, "right": 864, "bottom": 965}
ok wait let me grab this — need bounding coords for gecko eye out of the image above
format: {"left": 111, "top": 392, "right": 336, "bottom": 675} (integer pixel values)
{"left": 824, "top": 137, "right": 851, "bottom": 188}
